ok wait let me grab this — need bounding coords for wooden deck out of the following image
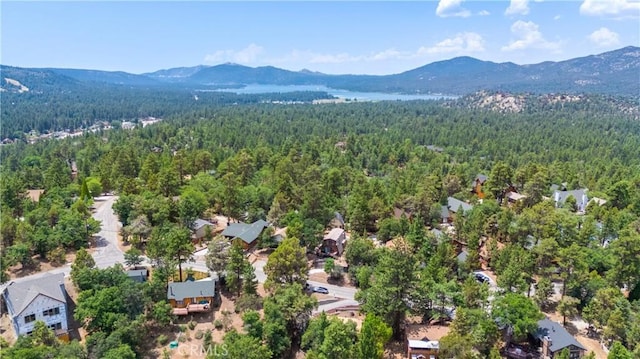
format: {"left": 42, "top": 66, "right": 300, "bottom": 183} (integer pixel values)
{"left": 172, "top": 302, "right": 212, "bottom": 316}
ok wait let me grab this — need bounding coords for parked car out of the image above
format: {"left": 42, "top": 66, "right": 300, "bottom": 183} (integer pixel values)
{"left": 312, "top": 286, "right": 329, "bottom": 294}
{"left": 474, "top": 272, "right": 491, "bottom": 284}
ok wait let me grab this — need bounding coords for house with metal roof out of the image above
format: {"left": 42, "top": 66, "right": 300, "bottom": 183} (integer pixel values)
{"left": 221, "top": 219, "right": 268, "bottom": 249}
{"left": 535, "top": 318, "right": 586, "bottom": 359}
{"left": 125, "top": 268, "right": 149, "bottom": 283}
{"left": 1, "top": 273, "right": 69, "bottom": 339}
{"left": 191, "top": 218, "right": 216, "bottom": 241}
{"left": 167, "top": 279, "right": 217, "bottom": 316}
{"left": 407, "top": 338, "right": 439, "bottom": 359}
{"left": 553, "top": 189, "right": 589, "bottom": 213}
{"left": 441, "top": 197, "right": 474, "bottom": 223}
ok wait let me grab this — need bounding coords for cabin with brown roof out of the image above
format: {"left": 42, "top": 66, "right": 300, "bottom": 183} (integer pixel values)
{"left": 319, "top": 228, "right": 347, "bottom": 256}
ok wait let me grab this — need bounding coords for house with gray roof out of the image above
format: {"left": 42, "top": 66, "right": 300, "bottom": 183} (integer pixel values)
{"left": 126, "top": 269, "right": 149, "bottom": 283}
{"left": 167, "top": 279, "right": 217, "bottom": 315}
{"left": 221, "top": 219, "right": 268, "bottom": 249}
{"left": 535, "top": 318, "right": 586, "bottom": 359}
{"left": 191, "top": 218, "right": 216, "bottom": 241}
{"left": 2, "top": 273, "right": 69, "bottom": 338}
{"left": 441, "top": 197, "right": 473, "bottom": 223}
{"left": 553, "top": 189, "right": 588, "bottom": 212}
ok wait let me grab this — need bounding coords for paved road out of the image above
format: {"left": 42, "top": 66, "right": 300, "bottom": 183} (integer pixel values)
{"left": 6, "top": 195, "right": 125, "bottom": 285}
{"left": 91, "top": 195, "right": 125, "bottom": 269}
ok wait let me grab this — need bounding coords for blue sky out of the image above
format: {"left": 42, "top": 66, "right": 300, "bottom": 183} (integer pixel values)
{"left": 2, "top": 1, "right": 638, "bottom": 75}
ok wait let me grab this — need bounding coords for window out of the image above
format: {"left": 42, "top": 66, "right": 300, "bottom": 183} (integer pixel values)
{"left": 48, "top": 322, "right": 62, "bottom": 330}
{"left": 43, "top": 307, "right": 61, "bottom": 316}
{"left": 176, "top": 300, "right": 184, "bottom": 306}
{"left": 24, "top": 314, "right": 36, "bottom": 323}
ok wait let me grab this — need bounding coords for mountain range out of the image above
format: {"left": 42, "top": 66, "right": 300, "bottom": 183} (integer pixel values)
{"left": 2, "top": 46, "right": 639, "bottom": 97}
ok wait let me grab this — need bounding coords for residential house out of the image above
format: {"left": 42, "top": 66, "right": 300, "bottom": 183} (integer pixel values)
{"left": 221, "top": 219, "right": 268, "bottom": 250}
{"left": 2, "top": 273, "right": 69, "bottom": 340}
{"left": 407, "top": 338, "right": 439, "bottom": 359}
{"left": 125, "top": 269, "right": 149, "bottom": 283}
{"left": 192, "top": 218, "right": 216, "bottom": 242}
{"left": 167, "top": 279, "right": 217, "bottom": 316}
{"left": 442, "top": 197, "right": 474, "bottom": 223}
{"left": 553, "top": 189, "right": 588, "bottom": 212}
{"left": 320, "top": 228, "right": 347, "bottom": 256}
{"left": 506, "top": 191, "right": 526, "bottom": 205}
{"left": 535, "top": 318, "right": 586, "bottom": 359}
{"left": 471, "top": 174, "right": 488, "bottom": 199}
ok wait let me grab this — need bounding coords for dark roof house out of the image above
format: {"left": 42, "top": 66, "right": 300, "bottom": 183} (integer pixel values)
{"left": 447, "top": 197, "right": 473, "bottom": 214}
{"left": 221, "top": 219, "right": 268, "bottom": 248}
{"left": 126, "top": 269, "right": 149, "bottom": 283}
{"left": 167, "top": 280, "right": 216, "bottom": 302}
{"left": 535, "top": 318, "right": 586, "bottom": 358}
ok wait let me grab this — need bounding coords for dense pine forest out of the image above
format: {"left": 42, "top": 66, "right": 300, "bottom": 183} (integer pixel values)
{"left": 1, "top": 94, "right": 639, "bottom": 359}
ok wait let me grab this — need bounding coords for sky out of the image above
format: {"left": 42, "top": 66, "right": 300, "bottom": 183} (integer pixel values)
{"left": 1, "top": 1, "right": 639, "bottom": 75}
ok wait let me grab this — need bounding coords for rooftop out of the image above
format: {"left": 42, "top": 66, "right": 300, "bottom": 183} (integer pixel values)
{"left": 221, "top": 219, "right": 268, "bottom": 244}
{"left": 535, "top": 318, "right": 586, "bottom": 353}
{"left": 2, "top": 273, "right": 66, "bottom": 316}
{"left": 167, "top": 280, "right": 216, "bottom": 301}
{"left": 408, "top": 339, "right": 440, "bottom": 350}
{"left": 324, "top": 227, "right": 345, "bottom": 241}
{"left": 192, "top": 218, "right": 215, "bottom": 231}
{"left": 447, "top": 197, "right": 473, "bottom": 213}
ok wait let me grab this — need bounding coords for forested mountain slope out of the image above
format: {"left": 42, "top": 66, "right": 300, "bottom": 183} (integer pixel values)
{"left": 3, "top": 46, "right": 639, "bottom": 96}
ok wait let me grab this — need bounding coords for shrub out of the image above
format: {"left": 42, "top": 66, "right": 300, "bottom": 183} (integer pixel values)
{"left": 235, "top": 294, "right": 263, "bottom": 312}
{"left": 195, "top": 330, "right": 204, "bottom": 340}
{"left": 203, "top": 330, "right": 212, "bottom": 347}
{"left": 214, "top": 320, "right": 223, "bottom": 330}
{"left": 48, "top": 247, "right": 67, "bottom": 267}
{"left": 157, "top": 334, "right": 169, "bottom": 345}
{"left": 178, "top": 324, "right": 186, "bottom": 332}
{"left": 188, "top": 320, "right": 196, "bottom": 330}
{"left": 178, "top": 335, "right": 187, "bottom": 343}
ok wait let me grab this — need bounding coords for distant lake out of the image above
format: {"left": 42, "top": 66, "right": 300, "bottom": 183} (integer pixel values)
{"left": 204, "top": 84, "right": 457, "bottom": 101}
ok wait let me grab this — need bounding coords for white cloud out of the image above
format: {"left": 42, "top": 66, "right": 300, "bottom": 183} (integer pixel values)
{"left": 580, "top": 0, "right": 640, "bottom": 17}
{"left": 204, "top": 43, "right": 264, "bottom": 64}
{"left": 478, "top": 10, "right": 491, "bottom": 16}
{"left": 588, "top": 27, "right": 621, "bottom": 46}
{"left": 436, "top": 0, "right": 471, "bottom": 17}
{"left": 505, "top": 0, "right": 530, "bottom": 15}
{"left": 553, "top": 14, "right": 562, "bottom": 20}
{"left": 502, "top": 20, "right": 561, "bottom": 51}
{"left": 420, "top": 32, "right": 486, "bottom": 54}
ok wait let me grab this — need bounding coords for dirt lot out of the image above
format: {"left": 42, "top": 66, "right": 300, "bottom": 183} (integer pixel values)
{"left": 385, "top": 318, "right": 451, "bottom": 359}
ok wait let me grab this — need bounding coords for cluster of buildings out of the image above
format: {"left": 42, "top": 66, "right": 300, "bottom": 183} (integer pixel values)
{"left": 2, "top": 117, "right": 164, "bottom": 146}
